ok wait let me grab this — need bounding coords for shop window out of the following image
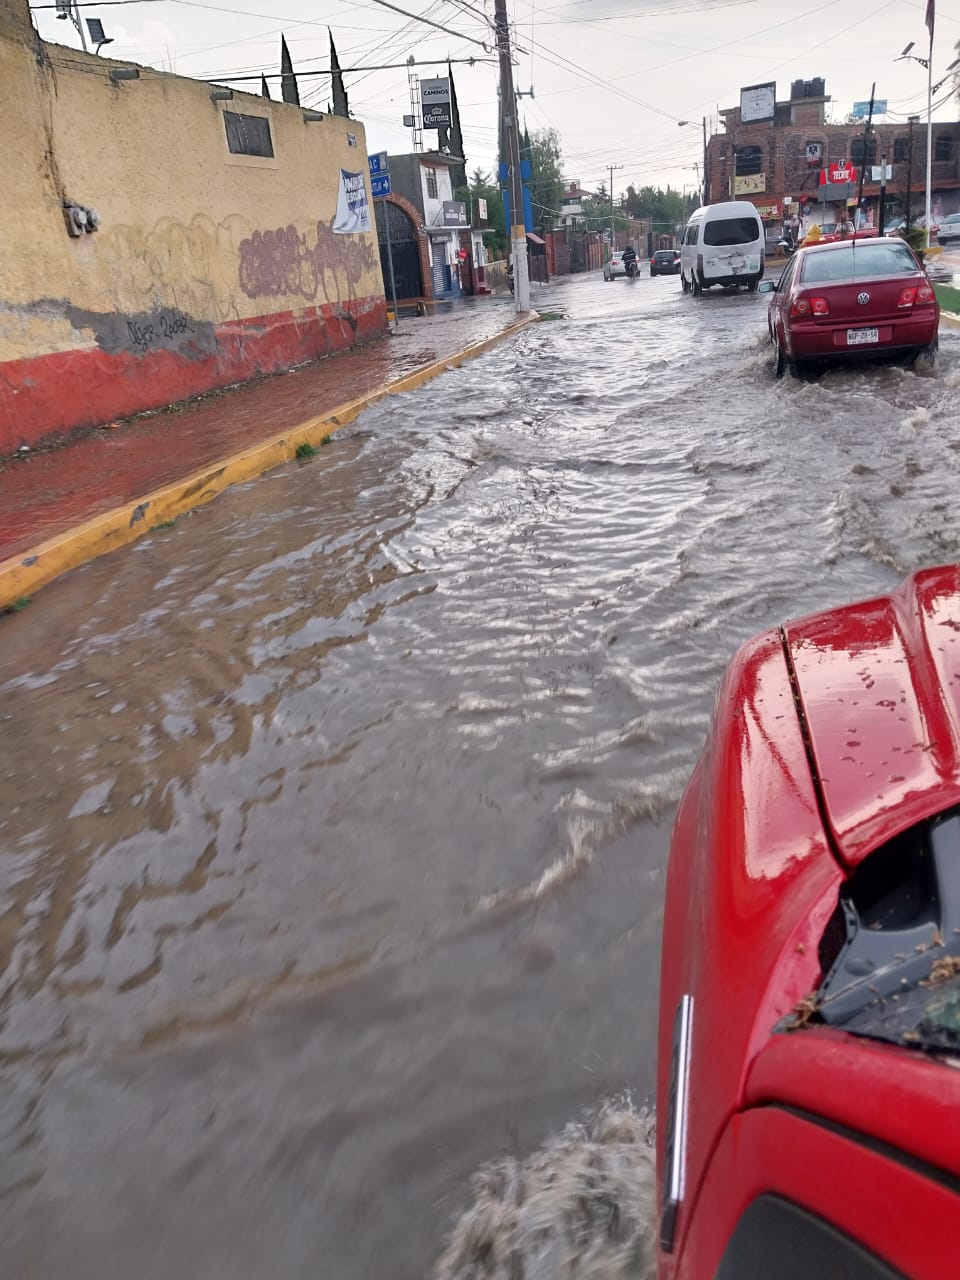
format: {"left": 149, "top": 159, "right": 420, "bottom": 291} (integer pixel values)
{"left": 425, "top": 167, "right": 439, "bottom": 199}
{"left": 734, "top": 145, "right": 762, "bottom": 176}
{"left": 223, "top": 111, "right": 274, "bottom": 158}
{"left": 935, "top": 135, "right": 953, "bottom": 163}
{"left": 893, "top": 138, "right": 908, "bottom": 163}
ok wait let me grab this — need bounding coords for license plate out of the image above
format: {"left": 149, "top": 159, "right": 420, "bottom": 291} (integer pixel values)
{"left": 847, "top": 327, "right": 879, "bottom": 345}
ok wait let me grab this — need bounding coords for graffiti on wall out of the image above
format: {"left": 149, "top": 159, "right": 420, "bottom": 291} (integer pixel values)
{"left": 238, "top": 218, "right": 379, "bottom": 305}
{"left": 63, "top": 302, "right": 216, "bottom": 360}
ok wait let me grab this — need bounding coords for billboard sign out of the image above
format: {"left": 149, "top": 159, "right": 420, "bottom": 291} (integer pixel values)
{"left": 821, "top": 160, "right": 858, "bottom": 185}
{"left": 442, "top": 200, "right": 468, "bottom": 227}
{"left": 421, "top": 77, "right": 450, "bottom": 105}
{"left": 754, "top": 201, "right": 783, "bottom": 219}
{"left": 423, "top": 103, "right": 451, "bottom": 129}
{"left": 477, "top": 197, "right": 488, "bottom": 220}
{"left": 733, "top": 173, "right": 766, "bottom": 195}
{"left": 739, "top": 81, "right": 776, "bottom": 124}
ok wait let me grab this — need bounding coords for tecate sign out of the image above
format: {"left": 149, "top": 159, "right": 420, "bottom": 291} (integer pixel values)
{"left": 823, "top": 160, "right": 858, "bottom": 185}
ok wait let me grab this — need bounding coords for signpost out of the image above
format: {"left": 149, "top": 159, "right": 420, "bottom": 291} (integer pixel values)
{"left": 369, "top": 152, "right": 399, "bottom": 329}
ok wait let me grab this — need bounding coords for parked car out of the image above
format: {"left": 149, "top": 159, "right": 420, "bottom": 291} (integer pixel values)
{"left": 657, "top": 564, "right": 960, "bottom": 1280}
{"left": 937, "top": 212, "right": 960, "bottom": 245}
{"left": 603, "top": 251, "right": 626, "bottom": 281}
{"left": 650, "top": 249, "right": 681, "bottom": 276}
{"left": 760, "top": 236, "right": 939, "bottom": 377}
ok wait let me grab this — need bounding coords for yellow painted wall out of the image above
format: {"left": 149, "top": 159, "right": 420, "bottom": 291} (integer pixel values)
{"left": 1, "top": 8, "right": 385, "bottom": 368}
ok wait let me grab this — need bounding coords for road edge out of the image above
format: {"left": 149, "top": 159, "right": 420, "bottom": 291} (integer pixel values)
{"left": 0, "top": 313, "right": 537, "bottom": 612}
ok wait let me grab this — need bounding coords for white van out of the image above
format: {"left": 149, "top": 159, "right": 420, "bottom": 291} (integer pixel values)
{"left": 680, "top": 201, "right": 764, "bottom": 294}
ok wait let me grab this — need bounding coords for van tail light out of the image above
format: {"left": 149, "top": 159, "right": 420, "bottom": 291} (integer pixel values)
{"left": 697, "top": 253, "right": 704, "bottom": 276}
{"left": 898, "top": 287, "right": 917, "bottom": 308}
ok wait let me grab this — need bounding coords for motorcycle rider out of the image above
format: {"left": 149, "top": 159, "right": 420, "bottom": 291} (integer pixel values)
{"left": 621, "top": 242, "right": 638, "bottom": 276}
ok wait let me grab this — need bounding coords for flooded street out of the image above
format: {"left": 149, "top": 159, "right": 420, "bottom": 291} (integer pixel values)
{"left": 2, "top": 272, "right": 959, "bottom": 1278}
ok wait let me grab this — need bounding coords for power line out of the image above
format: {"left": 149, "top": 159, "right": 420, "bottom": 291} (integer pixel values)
{"left": 365, "top": 0, "right": 489, "bottom": 48}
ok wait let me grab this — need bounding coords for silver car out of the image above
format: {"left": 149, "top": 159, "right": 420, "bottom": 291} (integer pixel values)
{"left": 603, "top": 251, "right": 626, "bottom": 281}
{"left": 938, "top": 213, "right": 960, "bottom": 245}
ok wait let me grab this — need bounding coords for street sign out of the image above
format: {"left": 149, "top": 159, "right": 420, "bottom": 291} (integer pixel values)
{"left": 852, "top": 99, "right": 887, "bottom": 118}
{"left": 371, "top": 172, "right": 391, "bottom": 198}
{"left": 368, "top": 151, "right": 388, "bottom": 175}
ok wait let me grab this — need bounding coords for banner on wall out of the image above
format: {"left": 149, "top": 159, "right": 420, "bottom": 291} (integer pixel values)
{"left": 333, "top": 170, "right": 371, "bottom": 234}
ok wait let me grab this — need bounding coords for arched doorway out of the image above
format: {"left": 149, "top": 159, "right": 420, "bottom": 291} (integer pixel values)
{"left": 375, "top": 197, "right": 424, "bottom": 302}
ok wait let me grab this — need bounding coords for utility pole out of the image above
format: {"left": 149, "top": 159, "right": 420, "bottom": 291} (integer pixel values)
{"left": 879, "top": 150, "right": 887, "bottom": 235}
{"left": 608, "top": 163, "right": 623, "bottom": 254}
{"left": 905, "top": 115, "right": 918, "bottom": 236}
{"left": 494, "top": 0, "right": 529, "bottom": 313}
{"left": 701, "top": 116, "right": 709, "bottom": 204}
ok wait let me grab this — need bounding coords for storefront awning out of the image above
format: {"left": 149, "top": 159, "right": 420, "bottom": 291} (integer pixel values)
{"left": 526, "top": 232, "right": 546, "bottom": 245}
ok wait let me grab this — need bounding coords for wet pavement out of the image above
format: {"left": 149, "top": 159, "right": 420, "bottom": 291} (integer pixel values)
{"left": 0, "top": 298, "right": 521, "bottom": 561}
{"left": 2, "top": 268, "right": 959, "bottom": 1279}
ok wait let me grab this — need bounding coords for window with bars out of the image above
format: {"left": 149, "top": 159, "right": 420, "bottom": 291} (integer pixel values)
{"left": 850, "top": 137, "right": 877, "bottom": 166}
{"left": 223, "top": 111, "right": 274, "bottom": 158}
{"left": 893, "top": 138, "right": 908, "bottom": 163}
{"left": 935, "top": 135, "right": 953, "bottom": 162}
{"left": 424, "top": 167, "right": 439, "bottom": 199}
{"left": 734, "top": 145, "right": 762, "bottom": 176}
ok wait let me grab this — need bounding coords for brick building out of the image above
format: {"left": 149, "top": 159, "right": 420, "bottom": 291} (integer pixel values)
{"left": 706, "top": 77, "right": 960, "bottom": 244}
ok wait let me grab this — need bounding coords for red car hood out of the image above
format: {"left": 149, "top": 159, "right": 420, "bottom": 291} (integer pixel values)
{"left": 785, "top": 564, "right": 960, "bottom": 869}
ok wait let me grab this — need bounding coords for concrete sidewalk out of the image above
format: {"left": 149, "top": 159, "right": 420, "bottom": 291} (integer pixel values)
{"left": 0, "top": 298, "right": 531, "bottom": 609}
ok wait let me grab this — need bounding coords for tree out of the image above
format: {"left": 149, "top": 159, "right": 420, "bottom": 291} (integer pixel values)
{"left": 526, "top": 127, "right": 564, "bottom": 230}
{"left": 456, "top": 167, "right": 507, "bottom": 258}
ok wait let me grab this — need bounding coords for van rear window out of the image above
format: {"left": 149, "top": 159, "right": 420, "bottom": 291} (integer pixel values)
{"left": 703, "top": 217, "right": 761, "bottom": 246}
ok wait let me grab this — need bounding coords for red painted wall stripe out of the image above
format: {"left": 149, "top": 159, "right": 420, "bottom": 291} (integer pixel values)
{"left": 0, "top": 296, "right": 387, "bottom": 454}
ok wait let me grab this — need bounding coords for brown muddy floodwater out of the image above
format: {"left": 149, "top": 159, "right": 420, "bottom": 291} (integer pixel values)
{"left": 2, "top": 273, "right": 959, "bottom": 1278}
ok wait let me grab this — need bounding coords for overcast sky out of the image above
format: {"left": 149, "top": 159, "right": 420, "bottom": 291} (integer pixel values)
{"left": 32, "top": 0, "right": 960, "bottom": 197}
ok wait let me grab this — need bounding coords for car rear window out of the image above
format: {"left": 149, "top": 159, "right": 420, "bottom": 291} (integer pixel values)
{"left": 703, "top": 217, "right": 761, "bottom": 246}
{"left": 801, "top": 241, "right": 918, "bottom": 283}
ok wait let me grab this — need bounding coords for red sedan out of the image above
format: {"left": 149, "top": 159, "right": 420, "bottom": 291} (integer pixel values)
{"left": 656, "top": 565, "right": 960, "bottom": 1279}
{"left": 761, "top": 236, "right": 939, "bottom": 377}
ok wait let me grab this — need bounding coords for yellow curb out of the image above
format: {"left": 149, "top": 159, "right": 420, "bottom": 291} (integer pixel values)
{"left": 0, "top": 313, "right": 537, "bottom": 612}
{"left": 941, "top": 311, "right": 960, "bottom": 330}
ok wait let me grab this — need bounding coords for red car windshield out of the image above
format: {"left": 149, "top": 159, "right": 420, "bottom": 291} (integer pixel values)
{"left": 801, "top": 241, "right": 918, "bottom": 284}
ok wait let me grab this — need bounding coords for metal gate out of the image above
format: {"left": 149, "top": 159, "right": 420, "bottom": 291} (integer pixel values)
{"left": 375, "top": 200, "right": 423, "bottom": 301}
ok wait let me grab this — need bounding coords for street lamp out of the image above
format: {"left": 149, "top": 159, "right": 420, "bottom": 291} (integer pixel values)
{"left": 896, "top": 35, "right": 960, "bottom": 249}
{"left": 678, "top": 118, "right": 708, "bottom": 205}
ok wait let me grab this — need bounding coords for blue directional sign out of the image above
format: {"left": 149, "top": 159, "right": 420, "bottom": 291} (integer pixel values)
{"left": 368, "top": 151, "right": 389, "bottom": 175}
{"left": 851, "top": 99, "right": 887, "bottom": 118}
{"left": 371, "top": 172, "right": 391, "bottom": 198}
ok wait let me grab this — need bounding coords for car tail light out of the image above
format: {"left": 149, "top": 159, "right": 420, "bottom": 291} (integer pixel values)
{"left": 810, "top": 296, "right": 829, "bottom": 316}
{"left": 916, "top": 283, "right": 934, "bottom": 303}
{"left": 790, "top": 297, "right": 811, "bottom": 317}
{"left": 898, "top": 287, "right": 917, "bottom": 308}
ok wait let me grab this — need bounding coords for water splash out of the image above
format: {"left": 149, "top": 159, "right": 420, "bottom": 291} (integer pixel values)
{"left": 432, "top": 1099, "right": 657, "bottom": 1280}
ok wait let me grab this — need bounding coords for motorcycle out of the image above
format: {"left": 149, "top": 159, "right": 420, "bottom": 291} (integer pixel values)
{"left": 624, "top": 257, "right": 639, "bottom": 279}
